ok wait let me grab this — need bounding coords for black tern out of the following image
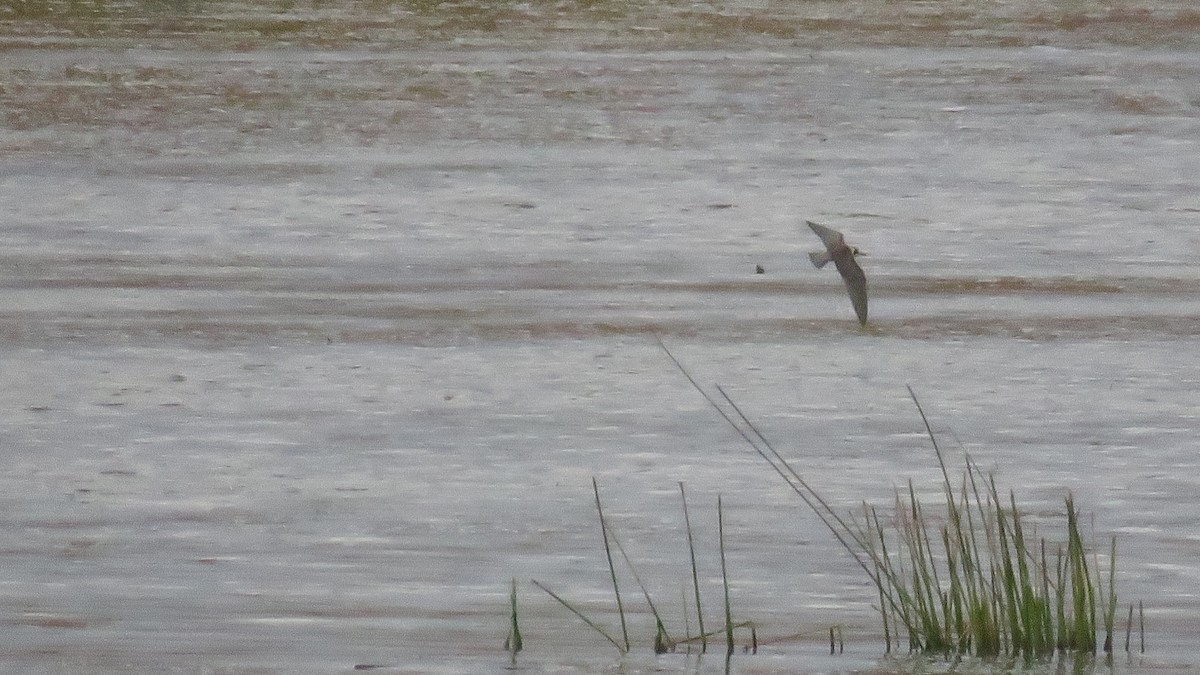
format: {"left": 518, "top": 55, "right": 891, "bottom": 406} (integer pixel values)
{"left": 806, "top": 220, "right": 868, "bottom": 326}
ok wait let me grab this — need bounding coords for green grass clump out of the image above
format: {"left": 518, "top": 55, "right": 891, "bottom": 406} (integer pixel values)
{"left": 854, "top": 390, "right": 1121, "bottom": 657}
{"left": 656, "top": 336, "right": 1130, "bottom": 658}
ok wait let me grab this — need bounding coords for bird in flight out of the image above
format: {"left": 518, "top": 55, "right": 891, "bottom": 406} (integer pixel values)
{"left": 806, "top": 220, "right": 868, "bottom": 326}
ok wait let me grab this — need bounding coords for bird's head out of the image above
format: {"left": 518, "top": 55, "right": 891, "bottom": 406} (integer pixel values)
{"left": 850, "top": 247, "right": 865, "bottom": 257}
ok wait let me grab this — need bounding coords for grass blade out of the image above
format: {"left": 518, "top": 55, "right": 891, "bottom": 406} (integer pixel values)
{"left": 532, "top": 579, "right": 625, "bottom": 652}
{"left": 718, "top": 494, "right": 735, "bottom": 657}
{"left": 680, "top": 481, "right": 707, "bottom": 652}
{"left": 592, "top": 478, "right": 630, "bottom": 652}
{"left": 505, "top": 577, "right": 523, "bottom": 662}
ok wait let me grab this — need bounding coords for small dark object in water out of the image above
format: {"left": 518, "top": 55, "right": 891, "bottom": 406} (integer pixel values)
{"left": 755, "top": 264, "right": 764, "bottom": 274}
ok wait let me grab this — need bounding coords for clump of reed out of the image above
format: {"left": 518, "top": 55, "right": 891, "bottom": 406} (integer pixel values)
{"left": 529, "top": 478, "right": 757, "bottom": 657}
{"left": 655, "top": 337, "right": 1138, "bottom": 658}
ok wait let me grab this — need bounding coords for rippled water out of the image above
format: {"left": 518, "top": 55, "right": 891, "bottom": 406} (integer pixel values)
{"left": 2, "top": 2, "right": 1199, "bottom": 673}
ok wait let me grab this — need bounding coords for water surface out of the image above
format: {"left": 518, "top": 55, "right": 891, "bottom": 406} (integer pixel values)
{"left": 1, "top": 2, "right": 1198, "bottom": 672}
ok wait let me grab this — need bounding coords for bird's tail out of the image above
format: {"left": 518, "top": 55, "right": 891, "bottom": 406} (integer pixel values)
{"left": 808, "top": 250, "right": 833, "bottom": 269}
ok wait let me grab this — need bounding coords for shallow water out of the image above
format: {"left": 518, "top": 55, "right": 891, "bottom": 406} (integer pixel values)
{"left": 2, "top": 2, "right": 1199, "bottom": 673}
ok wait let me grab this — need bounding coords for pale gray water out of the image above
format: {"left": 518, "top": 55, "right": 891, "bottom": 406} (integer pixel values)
{"left": 1, "top": 2, "right": 1199, "bottom": 673}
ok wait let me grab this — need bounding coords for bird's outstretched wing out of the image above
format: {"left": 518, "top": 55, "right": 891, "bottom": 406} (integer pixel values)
{"left": 806, "top": 220, "right": 844, "bottom": 251}
{"left": 834, "top": 255, "right": 869, "bottom": 326}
